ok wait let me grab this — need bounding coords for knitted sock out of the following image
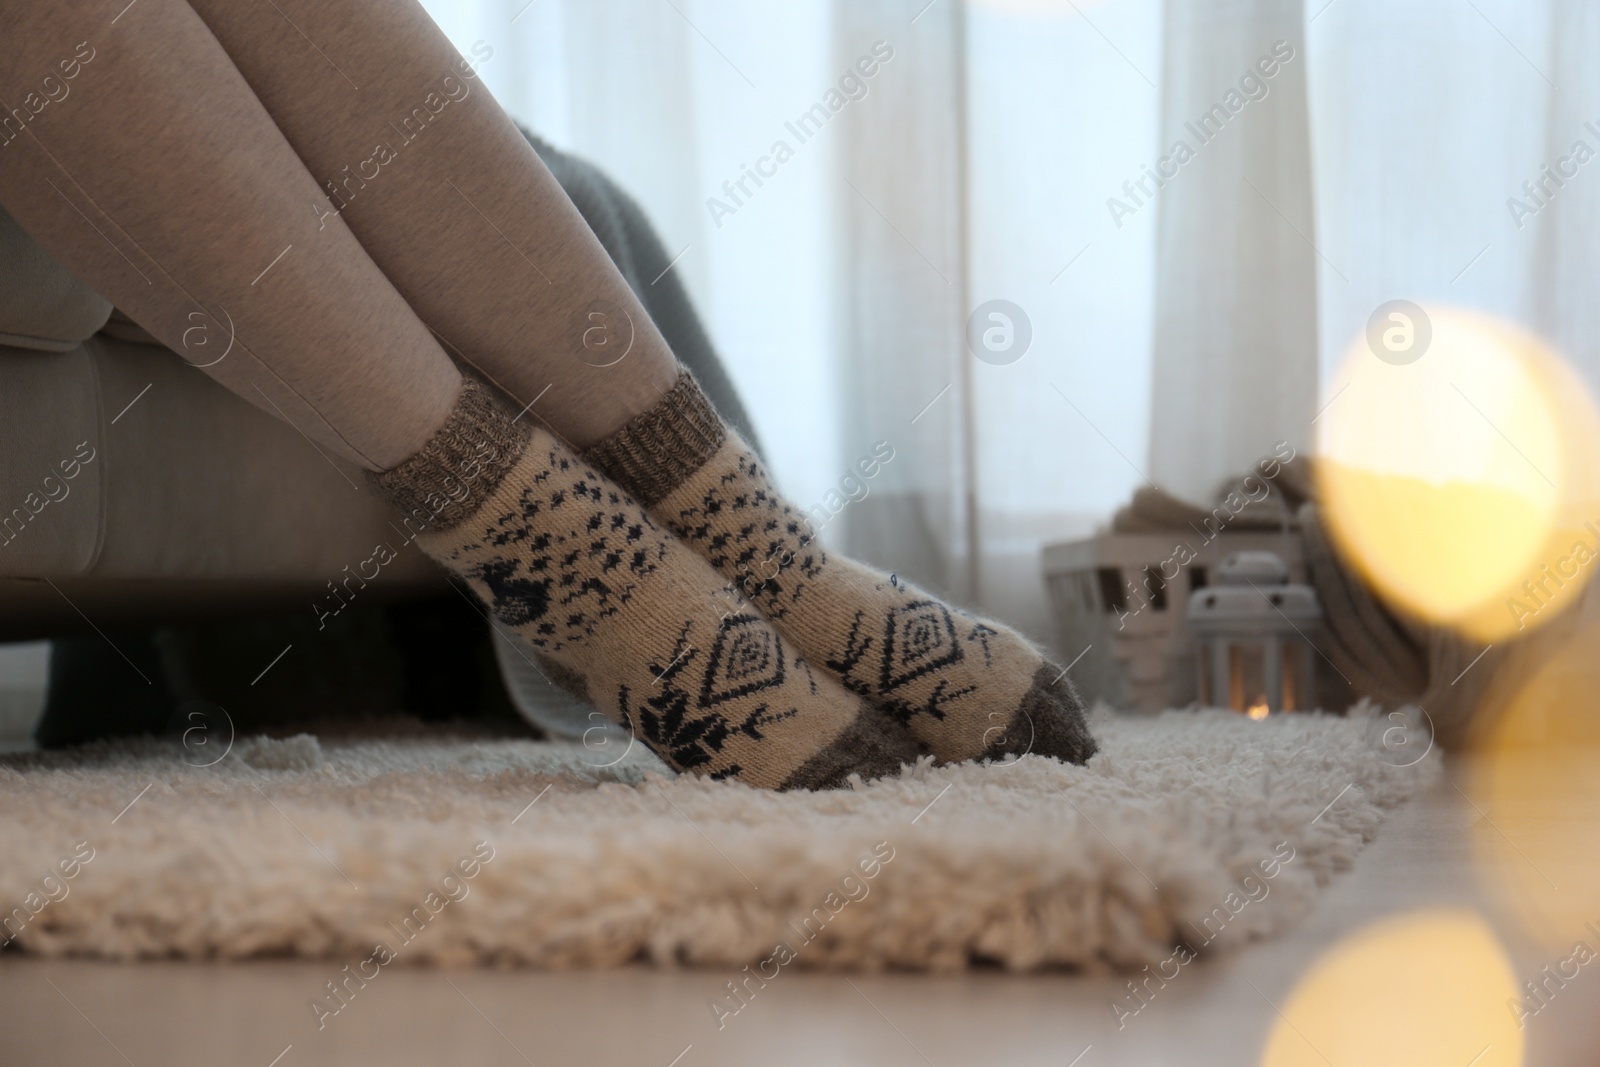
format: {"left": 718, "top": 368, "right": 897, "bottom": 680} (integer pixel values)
{"left": 370, "top": 380, "right": 918, "bottom": 790}
{"left": 586, "top": 372, "right": 1098, "bottom": 766}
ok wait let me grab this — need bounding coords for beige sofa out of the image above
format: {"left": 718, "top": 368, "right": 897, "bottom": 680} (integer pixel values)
{"left": 0, "top": 206, "right": 443, "bottom": 643}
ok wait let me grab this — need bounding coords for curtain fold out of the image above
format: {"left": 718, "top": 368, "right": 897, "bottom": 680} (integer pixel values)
{"left": 832, "top": 1, "right": 976, "bottom": 603}
{"left": 1531, "top": 0, "right": 1600, "bottom": 380}
{"left": 1147, "top": 0, "right": 1318, "bottom": 505}
{"left": 1306, "top": 0, "right": 1550, "bottom": 381}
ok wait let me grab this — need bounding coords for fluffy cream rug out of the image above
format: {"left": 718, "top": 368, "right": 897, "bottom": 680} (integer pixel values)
{"left": 0, "top": 708, "right": 1435, "bottom": 972}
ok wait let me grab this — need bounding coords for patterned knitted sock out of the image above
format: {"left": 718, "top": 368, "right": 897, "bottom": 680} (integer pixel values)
{"left": 370, "top": 380, "right": 918, "bottom": 790}
{"left": 586, "top": 372, "right": 1099, "bottom": 766}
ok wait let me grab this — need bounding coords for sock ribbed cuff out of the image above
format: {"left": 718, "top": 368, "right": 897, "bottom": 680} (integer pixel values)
{"left": 367, "top": 377, "right": 530, "bottom": 533}
{"left": 584, "top": 369, "right": 725, "bottom": 506}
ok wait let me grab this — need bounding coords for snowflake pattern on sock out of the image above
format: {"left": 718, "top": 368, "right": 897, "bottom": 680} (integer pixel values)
{"left": 413, "top": 438, "right": 913, "bottom": 787}
{"left": 648, "top": 439, "right": 1098, "bottom": 766}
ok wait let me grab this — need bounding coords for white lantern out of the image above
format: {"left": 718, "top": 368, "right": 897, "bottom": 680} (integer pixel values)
{"left": 1187, "top": 550, "right": 1321, "bottom": 717}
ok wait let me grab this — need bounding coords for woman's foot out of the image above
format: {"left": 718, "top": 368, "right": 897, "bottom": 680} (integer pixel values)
{"left": 586, "top": 372, "right": 1099, "bottom": 767}
{"left": 370, "top": 379, "right": 919, "bottom": 790}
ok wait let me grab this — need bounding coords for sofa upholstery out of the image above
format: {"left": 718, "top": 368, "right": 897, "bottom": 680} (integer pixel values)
{"left": 0, "top": 217, "right": 432, "bottom": 640}
{"left": 0, "top": 206, "right": 111, "bottom": 352}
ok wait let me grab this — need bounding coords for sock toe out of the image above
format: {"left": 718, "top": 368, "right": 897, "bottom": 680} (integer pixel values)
{"left": 780, "top": 709, "right": 920, "bottom": 791}
{"left": 980, "top": 665, "right": 1099, "bottom": 766}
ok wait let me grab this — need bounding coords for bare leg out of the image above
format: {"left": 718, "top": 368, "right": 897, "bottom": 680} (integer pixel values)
{"left": 183, "top": 0, "right": 681, "bottom": 449}
{"left": 0, "top": 0, "right": 461, "bottom": 470}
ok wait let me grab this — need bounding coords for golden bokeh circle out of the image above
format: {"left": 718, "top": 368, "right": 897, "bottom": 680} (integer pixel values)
{"left": 1317, "top": 307, "right": 1600, "bottom": 642}
{"left": 1467, "top": 618, "right": 1600, "bottom": 949}
{"left": 1260, "top": 909, "right": 1523, "bottom": 1067}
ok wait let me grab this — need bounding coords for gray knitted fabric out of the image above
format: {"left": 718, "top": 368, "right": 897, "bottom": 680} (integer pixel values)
{"left": 1297, "top": 503, "right": 1430, "bottom": 702}
{"left": 367, "top": 378, "right": 530, "bottom": 533}
{"left": 584, "top": 370, "right": 725, "bottom": 506}
{"left": 1299, "top": 502, "right": 1518, "bottom": 750}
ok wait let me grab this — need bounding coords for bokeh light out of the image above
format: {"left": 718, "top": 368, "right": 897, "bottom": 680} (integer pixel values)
{"left": 1260, "top": 909, "right": 1523, "bottom": 1067}
{"left": 1466, "top": 618, "right": 1600, "bottom": 949}
{"left": 1317, "top": 307, "right": 1600, "bottom": 642}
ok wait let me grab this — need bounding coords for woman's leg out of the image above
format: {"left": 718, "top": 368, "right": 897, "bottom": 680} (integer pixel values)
{"left": 0, "top": 0, "right": 913, "bottom": 788}
{"left": 180, "top": 0, "right": 1096, "bottom": 766}
{"left": 182, "top": 0, "right": 680, "bottom": 450}
{"left": 0, "top": 0, "right": 460, "bottom": 469}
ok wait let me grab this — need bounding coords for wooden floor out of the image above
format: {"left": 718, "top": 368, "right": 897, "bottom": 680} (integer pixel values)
{"left": 1, "top": 755, "right": 1595, "bottom": 1067}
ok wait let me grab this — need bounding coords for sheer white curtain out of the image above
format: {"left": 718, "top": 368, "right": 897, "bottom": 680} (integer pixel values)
{"left": 419, "top": 0, "right": 1594, "bottom": 654}
{"left": 1531, "top": 0, "right": 1600, "bottom": 370}
{"left": 1307, "top": 0, "right": 1554, "bottom": 380}
{"left": 1146, "top": 0, "right": 1317, "bottom": 503}
{"left": 1146, "top": 0, "right": 1594, "bottom": 496}
{"left": 955, "top": 0, "right": 1162, "bottom": 639}
{"left": 425, "top": 0, "right": 845, "bottom": 515}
